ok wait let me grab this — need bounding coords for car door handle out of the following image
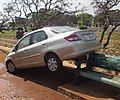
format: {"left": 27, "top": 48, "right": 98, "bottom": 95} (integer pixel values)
{"left": 24, "top": 49, "right": 27, "bottom": 52}
{"left": 42, "top": 43, "right": 46, "bottom": 45}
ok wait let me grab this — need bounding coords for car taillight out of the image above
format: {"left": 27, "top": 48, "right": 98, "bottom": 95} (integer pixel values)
{"left": 64, "top": 34, "right": 80, "bottom": 42}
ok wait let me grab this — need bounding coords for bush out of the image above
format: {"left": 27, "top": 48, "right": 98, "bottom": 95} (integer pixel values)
{"left": 79, "top": 25, "right": 87, "bottom": 29}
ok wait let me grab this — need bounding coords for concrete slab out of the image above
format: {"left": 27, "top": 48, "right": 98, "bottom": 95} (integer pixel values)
{"left": 58, "top": 80, "right": 120, "bottom": 100}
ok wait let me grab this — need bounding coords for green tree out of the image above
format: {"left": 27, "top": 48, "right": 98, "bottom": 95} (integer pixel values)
{"left": 94, "top": 10, "right": 120, "bottom": 27}
{"left": 77, "top": 13, "right": 93, "bottom": 28}
{"left": 2, "top": 0, "right": 82, "bottom": 30}
{"left": 92, "top": 0, "right": 120, "bottom": 48}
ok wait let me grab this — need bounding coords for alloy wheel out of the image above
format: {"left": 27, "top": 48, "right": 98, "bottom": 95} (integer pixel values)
{"left": 47, "top": 58, "right": 58, "bottom": 72}
{"left": 7, "top": 61, "right": 16, "bottom": 73}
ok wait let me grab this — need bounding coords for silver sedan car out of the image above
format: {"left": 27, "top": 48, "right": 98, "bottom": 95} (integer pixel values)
{"left": 5, "top": 26, "right": 100, "bottom": 73}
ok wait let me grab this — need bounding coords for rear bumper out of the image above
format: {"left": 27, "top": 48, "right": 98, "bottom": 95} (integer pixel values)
{"left": 63, "top": 46, "right": 100, "bottom": 60}
{"left": 58, "top": 39, "right": 100, "bottom": 60}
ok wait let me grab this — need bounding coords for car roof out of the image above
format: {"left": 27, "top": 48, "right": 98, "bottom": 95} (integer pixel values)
{"left": 43, "top": 26, "right": 79, "bottom": 30}
{"left": 24, "top": 26, "right": 80, "bottom": 37}
{"left": 43, "top": 26, "right": 80, "bottom": 33}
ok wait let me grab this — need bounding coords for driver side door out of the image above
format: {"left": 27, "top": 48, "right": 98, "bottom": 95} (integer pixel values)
{"left": 12, "top": 35, "right": 32, "bottom": 68}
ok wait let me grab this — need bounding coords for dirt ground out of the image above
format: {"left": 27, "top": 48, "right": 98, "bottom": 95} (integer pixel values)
{"left": 0, "top": 51, "right": 6, "bottom": 63}
{"left": 0, "top": 48, "right": 120, "bottom": 100}
{"left": 0, "top": 51, "right": 73, "bottom": 100}
{"left": 98, "top": 40, "right": 120, "bottom": 56}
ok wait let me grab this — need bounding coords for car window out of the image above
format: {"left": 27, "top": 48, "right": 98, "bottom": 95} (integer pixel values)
{"left": 51, "top": 26, "right": 79, "bottom": 34}
{"left": 17, "top": 35, "right": 31, "bottom": 50}
{"left": 32, "top": 31, "right": 48, "bottom": 44}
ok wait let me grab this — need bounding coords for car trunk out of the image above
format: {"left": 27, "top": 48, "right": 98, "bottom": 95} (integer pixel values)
{"left": 74, "top": 30, "right": 97, "bottom": 42}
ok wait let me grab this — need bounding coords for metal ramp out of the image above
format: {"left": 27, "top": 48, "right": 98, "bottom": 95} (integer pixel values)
{"left": 75, "top": 52, "right": 120, "bottom": 88}
{"left": 79, "top": 71, "right": 120, "bottom": 88}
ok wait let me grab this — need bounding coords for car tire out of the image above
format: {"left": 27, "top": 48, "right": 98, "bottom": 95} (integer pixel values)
{"left": 6, "top": 61, "right": 17, "bottom": 74}
{"left": 45, "top": 53, "right": 63, "bottom": 72}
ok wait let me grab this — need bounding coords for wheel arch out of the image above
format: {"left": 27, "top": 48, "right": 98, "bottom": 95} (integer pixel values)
{"left": 6, "top": 59, "right": 14, "bottom": 66}
{"left": 44, "top": 51, "right": 60, "bottom": 64}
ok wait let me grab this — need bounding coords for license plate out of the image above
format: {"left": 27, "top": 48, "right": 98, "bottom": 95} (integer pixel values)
{"left": 84, "top": 34, "right": 95, "bottom": 40}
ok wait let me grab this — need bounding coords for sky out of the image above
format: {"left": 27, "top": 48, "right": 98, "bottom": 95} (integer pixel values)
{"left": 0, "top": 0, "right": 119, "bottom": 16}
{"left": 0, "top": 0, "right": 95, "bottom": 15}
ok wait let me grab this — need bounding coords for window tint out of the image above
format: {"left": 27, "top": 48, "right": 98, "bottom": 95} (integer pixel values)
{"left": 32, "top": 31, "right": 48, "bottom": 44}
{"left": 17, "top": 35, "right": 31, "bottom": 50}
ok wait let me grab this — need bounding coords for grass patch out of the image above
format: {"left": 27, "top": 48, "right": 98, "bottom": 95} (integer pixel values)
{"left": 111, "top": 32, "right": 120, "bottom": 40}
{"left": 0, "top": 30, "right": 16, "bottom": 39}
{"left": 96, "top": 32, "right": 120, "bottom": 40}
{"left": 96, "top": 32, "right": 120, "bottom": 56}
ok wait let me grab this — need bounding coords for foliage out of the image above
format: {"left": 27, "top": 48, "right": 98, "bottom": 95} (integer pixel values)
{"left": 77, "top": 13, "right": 93, "bottom": 27}
{"left": 94, "top": 10, "right": 120, "bottom": 26}
{"left": 96, "top": 32, "right": 120, "bottom": 40}
{"left": 92, "top": 0, "right": 120, "bottom": 48}
{"left": 79, "top": 25, "right": 87, "bottom": 29}
{"left": 1, "top": 0, "right": 82, "bottom": 30}
{"left": 0, "top": 30, "right": 16, "bottom": 39}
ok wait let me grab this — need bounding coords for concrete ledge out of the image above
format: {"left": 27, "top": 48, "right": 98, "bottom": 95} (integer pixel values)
{"left": 58, "top": 85, "right": 86, "bottom": 100}
{"left": 58, "top": 82, "right": 120, "bottom": 100}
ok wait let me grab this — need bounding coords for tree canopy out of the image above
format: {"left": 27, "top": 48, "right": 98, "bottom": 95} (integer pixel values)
{"left": 1, "top": 0, "right": 81, "bottom": 30}
{"left": 92, "top": 0, "right": 120, "bottom": 48}
{"left": 77, "top": 13, "right": 93, "bottom": 28}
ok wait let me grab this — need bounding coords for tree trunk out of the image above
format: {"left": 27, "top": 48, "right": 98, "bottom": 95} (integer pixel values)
{"left": 100, "top": 24, "right": 109, "bottom": 44}
{"left": 103, "top": 23, "right": 120, "bottom": 48}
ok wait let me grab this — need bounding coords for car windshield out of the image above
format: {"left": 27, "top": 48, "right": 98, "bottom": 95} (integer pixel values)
{"left": 51, "top": 26, "right": 79, "bottom": 34}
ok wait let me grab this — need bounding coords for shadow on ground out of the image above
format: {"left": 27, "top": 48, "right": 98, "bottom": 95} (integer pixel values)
{"left": 14, "top": 66, "right": 120, "bottom": 99}
{"left": 15, "top": 67, "right": 74, "bottom": 90}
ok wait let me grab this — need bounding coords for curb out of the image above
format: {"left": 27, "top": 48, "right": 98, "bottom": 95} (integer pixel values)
{"left": 58, "top": 82, "right": 120, "bottom": 100}
{"left": 58, "top": 85, "right": 86, "bottom": 100}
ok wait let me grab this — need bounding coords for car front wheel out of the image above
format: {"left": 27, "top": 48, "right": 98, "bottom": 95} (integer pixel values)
{"left": 6, "top": 61, "right": 17, "bottom": 74}
{"left": 45, "top": 54, "right": 63, "bottom": 72}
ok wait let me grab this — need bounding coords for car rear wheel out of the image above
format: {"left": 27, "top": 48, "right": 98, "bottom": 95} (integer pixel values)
{"left": 6, "top": 61, "right": 17, "bottom": 74}
{"left": 45, "top": 53, "right": 63, "bottom": 72}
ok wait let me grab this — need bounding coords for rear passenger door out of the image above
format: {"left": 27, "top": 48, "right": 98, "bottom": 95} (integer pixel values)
{"left": 28, "top": 30, "right": 48, "bottom": 66}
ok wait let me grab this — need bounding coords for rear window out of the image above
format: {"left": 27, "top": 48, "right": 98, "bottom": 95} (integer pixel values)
{"left": 51, "top": 26, "right": 79, "bottom": 34}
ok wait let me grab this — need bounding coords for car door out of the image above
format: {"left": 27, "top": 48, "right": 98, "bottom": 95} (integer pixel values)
{"left": 12, "top": 34, "right": 32, "bottom": 68}
{"left": 28, "top": 30, "right": 48, "bottom": 66}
